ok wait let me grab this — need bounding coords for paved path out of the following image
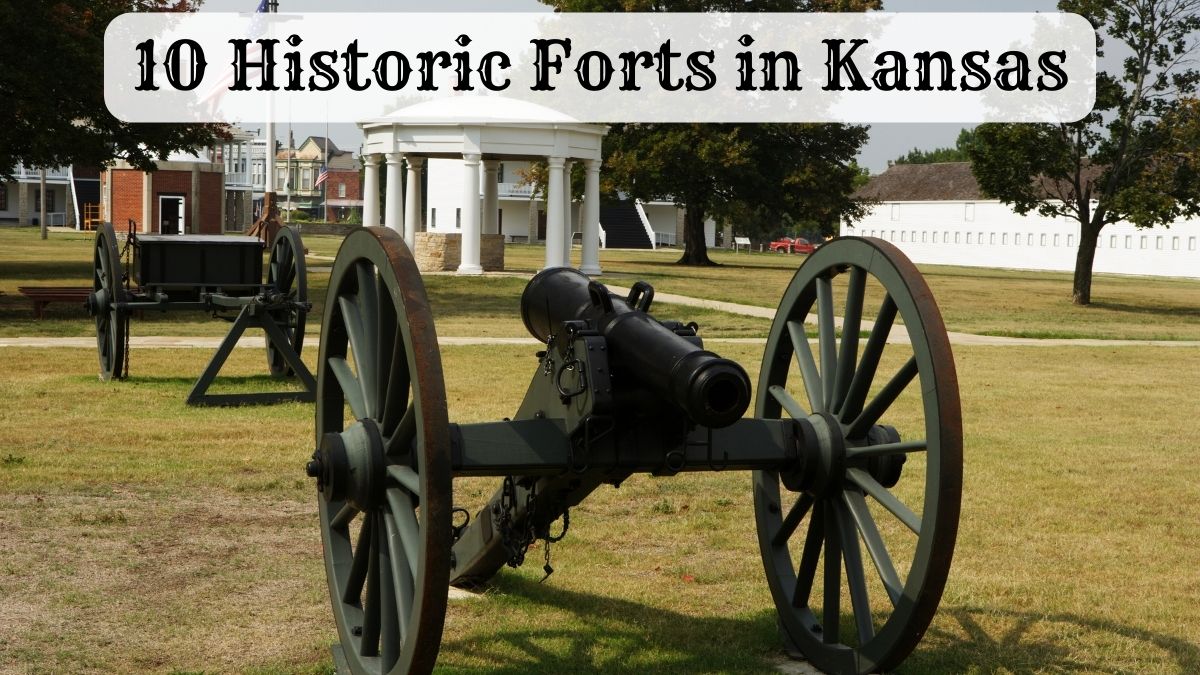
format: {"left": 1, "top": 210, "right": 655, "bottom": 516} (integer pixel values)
{"left": 4, "top": 286, "right": 1197, "bottom": 349}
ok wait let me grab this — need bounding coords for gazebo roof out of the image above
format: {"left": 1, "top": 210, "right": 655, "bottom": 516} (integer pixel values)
{"left": 358, "top": 97, "right": 606, "bottom": 162}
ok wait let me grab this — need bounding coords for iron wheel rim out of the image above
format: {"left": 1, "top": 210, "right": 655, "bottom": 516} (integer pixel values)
{"left": 266, "top": 226, "right": 308, "bottom": 377}
{"left": 753, "top": 236, "right": 962, "bottom": 674}
{"left": 93, "top": 222, "right": 125, "bottom": 381}
{"left": 314, "top": 226, "right": 451, "bottom": 675}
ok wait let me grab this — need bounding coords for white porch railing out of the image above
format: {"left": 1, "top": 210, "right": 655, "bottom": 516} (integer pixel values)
{"left": 11, "top": 164, "right": 70, "bottom": 181}
{"left": 497, "top": 182, "right": 535, "bottom": 198}
{"left": 654, "top": 232, "right": 677, "bottom": 247}
{"left": 599, "top": 225, "right": 607, "bottom": 249}
{"left": 224, "top": 171, "right": 251, "bottom": 187}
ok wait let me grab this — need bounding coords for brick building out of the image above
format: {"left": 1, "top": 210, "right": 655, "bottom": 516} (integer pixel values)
{"left": 100, "top": 152, "right": 224, "bottom": 234}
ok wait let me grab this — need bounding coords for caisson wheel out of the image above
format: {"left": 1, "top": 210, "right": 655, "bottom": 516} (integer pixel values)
{"left": 754, "top": 237, "right": 962, "bottom": 674}
{"left": 264, "top": 226, "right": 308, "bottom": 377}
{"left": 308, "top": 227, "right": 452, "bottom": 675}
{"left": 88, "top": 222, "right": 127, "bottom": 381}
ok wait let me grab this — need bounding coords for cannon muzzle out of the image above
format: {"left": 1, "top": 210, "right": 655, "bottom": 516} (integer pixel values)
{"left": 521, "top": 268, "right": 751, "bottom": 428}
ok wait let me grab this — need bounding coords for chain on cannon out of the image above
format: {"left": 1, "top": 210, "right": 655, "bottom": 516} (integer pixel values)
{"left": 85, "top": 221, "right": 315, "bottom": 406}
{"left": 304, "top": 226, "right": 962, "bottom": 675}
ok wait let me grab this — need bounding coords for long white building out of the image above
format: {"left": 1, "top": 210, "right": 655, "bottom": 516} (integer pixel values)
{"left": 844, "top": 163, "right": 1200, "bottom": 279}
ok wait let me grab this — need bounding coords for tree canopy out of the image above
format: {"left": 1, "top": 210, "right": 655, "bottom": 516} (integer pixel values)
{"left": 539, "top": 0, "right": 880, "bottom": 265}
{"left": 0, "top": 0, "right": 225, "bottom": 179}
{"left": 893, "top": 129, "right": 976, "bottom": 166}
{"left": 968, "top": 0, "right": 1200, "bottom": 305}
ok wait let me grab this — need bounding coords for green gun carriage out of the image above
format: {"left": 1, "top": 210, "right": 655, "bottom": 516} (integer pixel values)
{"left": 305, "top": 227, "right": 962, "bottom": 675}
{"left": 86, "top": 222, "right": 314, "bottom": 405}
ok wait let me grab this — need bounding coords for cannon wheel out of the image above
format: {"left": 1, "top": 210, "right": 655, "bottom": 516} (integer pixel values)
{"left": 265, "top": 226, "right": 308, "bottom": 377}
{"left": 754, "top": 237, "right": 962, "bottom": 674}
{"left": 313, "top": 227, "right": 452, "bottom": 675}
{"left": 92, "top": 222, "right": 127, "bottom": 381}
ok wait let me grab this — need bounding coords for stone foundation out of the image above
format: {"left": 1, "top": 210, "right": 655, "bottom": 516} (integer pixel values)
{"left": 415, "top": 233, "right": 505, "bottom": 272}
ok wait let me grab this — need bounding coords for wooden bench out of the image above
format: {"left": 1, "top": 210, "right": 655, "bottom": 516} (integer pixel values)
{"left": 17, "top": 286, "right": 92, "bottom": 319}
{"left": 733, "top": 236, "right": 752, "bottom": 253}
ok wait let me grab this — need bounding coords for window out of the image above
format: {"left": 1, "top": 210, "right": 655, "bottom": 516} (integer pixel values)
{"left": 455, "top": 207, "right": 461, "bottom": 229}
{"left": 989, "top": 233, "right": 996, "bottom": 245}
{"left": 1027, "top": 233, "right": 1034, "bottom": 246}
{"left": 1156, "top": 236, "right": 1163, "bottom": 250}
{"left": 921, "top": 231, "right": 927, "bottom": 243}
{"left": 890, "top": 204, "right": 900, "bottom": 221}
{"left": 1190, "top": 237, "right": 1197, "bottom": 251}
{"left": 338, "top": 183, "right": 346, "bottom": 198}
{"left": 964, "top": 203, "right": 975, "bottom": 222}
{"left": 1002, "top": 233, "right": 1008, "bottom": 245}
{"left": 1125, "top": 235, "right": 1132, "bottom": 249}
{"left": 966, "top": 233, "right": 972, "bottom": 244}
{"left": 978, "top": 232, "right": 984, "bottom": 244}
{"left": 1069, "top": 235, "right": 1075, "bottom": 247}
{"left": 1040, "top": 234, "right": 1048, "bottom": 246}
{"left": 1140, "top": 236, "right": 1148, "bottom": 249}
{"left": 901, "top": 231, "right": 907, "bottom": 242}
{"left": 911, "top": 230, "right": 917, "bottom": 242}
{"left": 302, "top": 168, "right": 312, "bottom": 190}
{"left": 1053, "top": 234, "right": 1060, "bottom": 247}
{"left": 431, "top": 208, "right": 437, "bottom": 228}
{"left": 954, "top": 232, "right": 961, "bottom": 244}
{"left": 1172, "top": 237, "right": 1180, "bottom": 251}
{"left": 1014, "top": 233, "right": 1020, "bottom": 245}
{"left": 1109, "top": 235, "right": 1117, "bottom": 248}
{"left": 34, "top": 188, "right": 55, "bottom": 212}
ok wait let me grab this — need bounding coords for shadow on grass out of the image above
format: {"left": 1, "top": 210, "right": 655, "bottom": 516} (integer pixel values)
{"left": 439, "top": 582, "right": 1200, "bottom": 673}
{"left": 1088, "top": 300, "right": 1200, "bottom": 319}
{"left": 438, "top": 575, "right": 780, "bottom": 674}
{"left": 909, "top": 605, "right": 1200, "bottom": 673}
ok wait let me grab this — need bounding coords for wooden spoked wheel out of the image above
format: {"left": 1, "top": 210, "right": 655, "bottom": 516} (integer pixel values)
{"left": 90, "top": 222, "right": 127, "bottom": 381}
{"left": 309, "top": 227, "right": 452, "bottom": 675}
{"left": 754, "top": 237, "right": 962, "bottom": 674}
{"left": 265, "top": 226, "right": 308, "bottom": 377}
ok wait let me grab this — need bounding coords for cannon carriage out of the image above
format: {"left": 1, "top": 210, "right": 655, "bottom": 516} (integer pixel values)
{"left": 86, "top": 222, "right": 315, "bottom": 405}
{"left": 305, "top": 227, "right": 961, "bottom": 675}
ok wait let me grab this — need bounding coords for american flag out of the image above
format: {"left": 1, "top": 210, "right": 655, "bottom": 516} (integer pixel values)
{"left": 199, "top": 0, "right": 270, "bottom": 118}
{"left": 314, "top": 164, "right": 328, "bottom": 188}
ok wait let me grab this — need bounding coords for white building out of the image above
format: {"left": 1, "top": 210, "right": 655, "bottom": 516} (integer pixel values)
{"left": 0, "top": 164, "right": 98, "bottom": 228}
{"left": 844, "top": 163, "right": 1200, "bottom": 279}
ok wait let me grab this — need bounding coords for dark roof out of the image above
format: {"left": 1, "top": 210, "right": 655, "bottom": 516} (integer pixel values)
{"left": 855, "top": 162, "right": 983, "bottom": 201}
{"left": 304, "top": 136, "right": 340, "bottom": 154}
{"left": 857, "top": 160, "right": 1109, "bottom": 203}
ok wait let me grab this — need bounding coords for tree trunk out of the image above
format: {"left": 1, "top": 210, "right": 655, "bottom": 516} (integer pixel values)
{"left": 1072, "top": 223, "right": 1101, "bottom": 305}
{"left": 677, "top": 204, "right": 714, "bottom": 266}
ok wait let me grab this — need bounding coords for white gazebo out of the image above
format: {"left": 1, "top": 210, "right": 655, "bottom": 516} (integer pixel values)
{"left": 358, "top": 98, "right": 608, "bottom": 275}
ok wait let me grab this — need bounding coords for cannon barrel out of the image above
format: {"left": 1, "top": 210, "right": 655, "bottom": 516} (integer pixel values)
{"left": 520, "top": 267, "right": 751, "bottom": 428}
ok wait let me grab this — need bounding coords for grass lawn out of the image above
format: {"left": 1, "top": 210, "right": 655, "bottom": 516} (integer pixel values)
{"left": 2, "top": 341, "right": 1199, "bottom": 673}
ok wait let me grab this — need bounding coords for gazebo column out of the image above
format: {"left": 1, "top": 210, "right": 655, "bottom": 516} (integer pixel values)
{"left": 544, "top": 156, "right": 566, "bottom": 269}
{"left": 580, "top": 159, "right": 602, "bottom": 276}
{"left": 404, "top": 157, "right": 424, "bottom": 243}
{"left": 362, "top": 154, "right": 381, "bottom": 227}
{"left": 562, "top": 161, "right": 574, "bottom": 266}
{"left": 384, "top": 152, "right": 404, "bottom": 236}
{"left": 482, "top": 160, "right": 500, "bottom": 235}
{"left": 458, "top": 153, "right": 483, "bottom": 275}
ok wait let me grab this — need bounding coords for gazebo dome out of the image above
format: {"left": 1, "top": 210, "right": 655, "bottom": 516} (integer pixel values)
{"left": 370, "top": 96, "right": 581, "bottom": 125}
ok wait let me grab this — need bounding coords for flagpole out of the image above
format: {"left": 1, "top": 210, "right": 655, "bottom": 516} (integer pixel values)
{"left": 323, "top": 117, "right": 330, "bottom": 223}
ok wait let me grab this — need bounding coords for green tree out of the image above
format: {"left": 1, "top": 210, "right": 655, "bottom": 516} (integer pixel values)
{"left": 893, "top": 129, "right": 977, "bottom": 165}
{"left": 539, "top": 0, "right": 880, "bottom": 265}
{"left": 968, "top": 0, "right": 1200, "bottom": 305}
{"left": 0, "top": 1, "right": 225, "bottom": 180}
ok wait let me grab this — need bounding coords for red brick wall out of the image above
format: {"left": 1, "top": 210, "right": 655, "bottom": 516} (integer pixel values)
{"left": 105, "top": 168, "right": 224, "bottom": 233}
{"left": 327, "top": 169, "right": 361, "bottom": 200}
{"left": 108, "top": 170, "right": 145, "bottom": 230}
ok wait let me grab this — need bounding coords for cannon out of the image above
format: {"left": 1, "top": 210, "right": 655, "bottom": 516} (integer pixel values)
{"left": 305, "top": 227, "right": 961, "bottom": 675}
{"left": 87, "top": 222, "right": 315, "bottom": 405}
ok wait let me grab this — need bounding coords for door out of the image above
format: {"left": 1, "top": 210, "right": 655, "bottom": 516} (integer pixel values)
{"left": 159, "top": 195, "right": 185, "bottom": 234}
{"left": 537, "top": 210, "right": 546, "bottom": 240}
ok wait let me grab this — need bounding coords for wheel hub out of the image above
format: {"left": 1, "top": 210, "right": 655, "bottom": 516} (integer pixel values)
{"left": 307, "top": 418, "right": 387, "bottom": 511}
{"left": 86, "top": 288, "right": 109, "bottom": 317}
{"left": 785, "top": 413, "right": 847, "bottom": 496}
